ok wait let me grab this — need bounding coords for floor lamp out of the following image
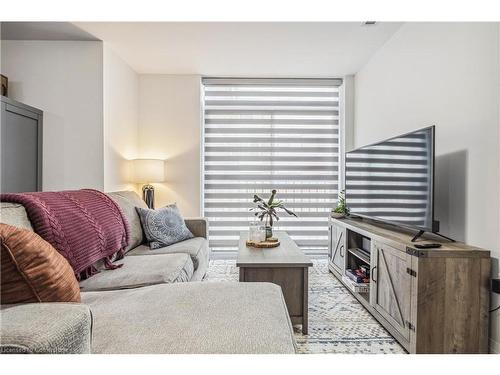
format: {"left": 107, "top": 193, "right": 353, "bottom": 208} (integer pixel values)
{"left": 131, "top": 159, "right": 165, "bottom": 209}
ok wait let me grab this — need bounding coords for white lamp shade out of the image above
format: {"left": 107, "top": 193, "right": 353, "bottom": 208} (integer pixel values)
{"left": 131, "top": 159, "right": 165, "bottom": 183}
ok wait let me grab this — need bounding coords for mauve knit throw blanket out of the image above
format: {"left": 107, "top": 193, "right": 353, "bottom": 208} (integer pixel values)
{"left": 1, "top": 189, "right": 130, "bottom": 279}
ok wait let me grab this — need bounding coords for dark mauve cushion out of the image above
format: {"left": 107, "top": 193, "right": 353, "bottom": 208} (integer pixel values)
{"left": 0, "top": 223, "right": 80, "bottom": 304}
{"left": 136, "top": 204, "right": 194, "bottom": 249}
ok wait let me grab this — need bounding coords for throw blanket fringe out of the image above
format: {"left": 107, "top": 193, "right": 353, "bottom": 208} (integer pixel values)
{"left": 103, "top": 257, "right": 123, "bottom": 270}
{"left": 1, "top": 189, "right": 130, "bottom": 280}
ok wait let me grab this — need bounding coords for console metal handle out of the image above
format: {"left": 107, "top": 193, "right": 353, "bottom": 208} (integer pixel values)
{"left": 371, "top": 266, "right": 377, "bottom": 282}
{"left": 340, "top": 245, "right": 344, "bottom": 257}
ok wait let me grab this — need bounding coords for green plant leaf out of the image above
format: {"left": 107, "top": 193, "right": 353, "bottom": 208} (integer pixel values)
{"left": 332, "top": 189, "right": 349, "bottom": 214}
{"left": 267, "top": 189, "right": 277, "bottom": 206}
{"left": 279, "top": 205, "right": 298, "bottom": 217}
{"left": 253, "top": 194, "right": 264, "bottom": 203}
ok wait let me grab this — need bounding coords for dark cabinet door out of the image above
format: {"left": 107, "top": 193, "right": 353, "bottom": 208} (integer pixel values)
{"left": 1, "top": 98, "right": 42, "bottom": 193}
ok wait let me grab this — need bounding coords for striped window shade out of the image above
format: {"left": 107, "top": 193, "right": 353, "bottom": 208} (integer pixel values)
{"left": 202, "top": 78, "right": 343, "bottom": 259}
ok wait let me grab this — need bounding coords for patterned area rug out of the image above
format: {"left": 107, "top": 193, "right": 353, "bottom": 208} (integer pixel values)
{"left": 205, "top": 259, "right": 406, "bottom": 354}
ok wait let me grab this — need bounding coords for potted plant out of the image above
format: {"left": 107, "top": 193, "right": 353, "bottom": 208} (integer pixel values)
{"left": 331, "top": 190, "right": 349, "bottom": 218}
{"left": 250, "top": 190, "right": 297, "bottom": 239}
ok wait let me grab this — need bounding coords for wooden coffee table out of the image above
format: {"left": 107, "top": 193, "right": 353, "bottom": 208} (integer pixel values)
{"left": 236, "top": 231, "right": 313, "bottom": 334}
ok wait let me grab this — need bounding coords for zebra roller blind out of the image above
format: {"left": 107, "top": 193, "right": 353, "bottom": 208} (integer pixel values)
{"left": 202, "top": 78, "right": 342, "bottom": 258}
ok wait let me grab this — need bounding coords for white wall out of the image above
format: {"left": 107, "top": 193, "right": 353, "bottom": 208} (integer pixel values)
{"left": 138, "top": 75, "right": 201, "bottom": 216}
{"left": 1, "top": 40, "right": 104, "bottom": 190}
{"left": 354, "top": 22, "right": 500, "bottom": 352}
{"left": 496, "top": 24, "right": 500, "bottom": 353}
{"left": 103, "top": 45, "right": 139, "bottom": 192}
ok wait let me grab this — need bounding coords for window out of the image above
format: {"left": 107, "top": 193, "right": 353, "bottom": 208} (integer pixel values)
{"left": 202, "top": 78, "right": 342, "bottom": 258}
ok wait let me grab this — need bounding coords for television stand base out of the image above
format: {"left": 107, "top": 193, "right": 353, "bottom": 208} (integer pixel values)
{"left": 328, "top": 217, "right": 489, "bottom": 353}
{"left": 411, "top": 230, "right": 455, "bottom": 243}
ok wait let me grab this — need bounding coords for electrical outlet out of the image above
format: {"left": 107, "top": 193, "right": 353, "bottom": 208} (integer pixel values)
{"left": 492, "top": 279, "right": 500, "bottom": 294}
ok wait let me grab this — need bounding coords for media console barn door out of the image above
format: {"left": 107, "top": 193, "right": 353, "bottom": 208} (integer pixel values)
{"left": 371, "top": 241, "right": 412, "bottom": 341}
{"left": 328, "top": 222, "right": 346, "bottom": 274}
{"left": 328, "top": 217, "right": 490, "bottom": 353}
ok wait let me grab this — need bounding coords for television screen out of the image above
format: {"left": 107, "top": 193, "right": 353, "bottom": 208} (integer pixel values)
{"left": 345, "top": 126, "right": 435, "bottom": 231}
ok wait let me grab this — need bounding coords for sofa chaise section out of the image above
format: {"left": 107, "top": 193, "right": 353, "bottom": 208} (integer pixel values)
{"left": 81, "top": 282, "right": 296, "bottom": 354}
{"left": 0, "top": 303, "right": 92, "bottom": 354}
{"left": 0, "top": 190, "right": 297, "bottom": 354}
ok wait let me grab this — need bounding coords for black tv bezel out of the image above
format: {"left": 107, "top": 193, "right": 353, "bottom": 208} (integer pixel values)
{"left": 344, "top": 125, "right": 436, "bottom": 233}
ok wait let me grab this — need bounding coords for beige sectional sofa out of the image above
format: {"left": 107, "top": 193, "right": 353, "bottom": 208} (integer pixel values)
{"left": 0, "top": 191, "right": 296, "bottom": 354}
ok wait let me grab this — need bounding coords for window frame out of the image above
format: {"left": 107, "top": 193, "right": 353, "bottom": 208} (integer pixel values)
{"left": 201, "top": 77, "right": 344, "bottom": 258}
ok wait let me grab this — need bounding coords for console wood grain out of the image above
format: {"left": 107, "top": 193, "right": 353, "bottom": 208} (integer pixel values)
{"left": 329, "top": 217, "right": 491, "bottom": 354}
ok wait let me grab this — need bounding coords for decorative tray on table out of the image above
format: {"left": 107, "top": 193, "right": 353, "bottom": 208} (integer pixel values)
{"left": 246, "top": 238, "right": 280, "bottom": 248}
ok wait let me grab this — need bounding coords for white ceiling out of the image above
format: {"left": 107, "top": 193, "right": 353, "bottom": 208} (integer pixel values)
{"left": 1, "top": 22, "right": 99, "bottom": 41}
{"left": 75, "top": 22, "right": 402, "bottom": 76}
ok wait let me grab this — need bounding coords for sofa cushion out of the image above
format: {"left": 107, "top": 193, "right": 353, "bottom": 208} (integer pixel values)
{"left": 0, "top": 202, "right": 33, "bottom": 230}
{"left": 107, "top": 191, "right": 148, "bottom": 252}
{"left": 0, "top": 303, "right": 92, "bottom": 354}
{"left": 127, "top": 237, "right": 207, "bottom": 269}
{"left": 136, "top": 204, "right": 194, "bottom": 249}
{"left": 0, "top": 224, "right": 80, "bottom": 304}
{"left": 81, "top": 282, "right": 296, "bottom": 354}
{"left": 79, "top": 253, "right": 194, "bottom": 292}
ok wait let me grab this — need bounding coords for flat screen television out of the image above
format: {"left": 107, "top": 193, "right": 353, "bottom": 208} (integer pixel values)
{"left": 345, "top": 126, "right": 435, "bottom": 233}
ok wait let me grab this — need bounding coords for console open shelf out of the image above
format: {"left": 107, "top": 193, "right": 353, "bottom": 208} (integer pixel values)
{"left": 347, "top": 247, "right": 370, "bottom": 264}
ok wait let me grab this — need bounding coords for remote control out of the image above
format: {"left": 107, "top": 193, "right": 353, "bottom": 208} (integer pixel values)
{"left": 414, "top": 243, "right": 442, "bottom": 249}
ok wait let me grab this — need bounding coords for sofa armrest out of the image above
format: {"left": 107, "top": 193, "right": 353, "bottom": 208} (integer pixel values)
{"left": 0, "top": 303, "right": 92, "bottom": 354}
{"left": 184, "top": 218, "right": 208, "bottom": 239}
